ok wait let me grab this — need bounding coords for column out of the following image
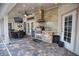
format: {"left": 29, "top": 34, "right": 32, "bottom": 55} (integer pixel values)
{"left": 0, "top": 19, "right": 4, "bottom": 40}
{"left": 0, "top": 20, "right": 1, "bottom": 38}
{"left": 3, "top": 15, "right": 9, "bottom": 44}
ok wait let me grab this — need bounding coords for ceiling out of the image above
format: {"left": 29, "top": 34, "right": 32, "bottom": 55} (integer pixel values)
{"left": 0, "top": 3, "right": 6, "bottom": 13}
{"left": 8, "top": 3, "right": 59, "bottom": 19}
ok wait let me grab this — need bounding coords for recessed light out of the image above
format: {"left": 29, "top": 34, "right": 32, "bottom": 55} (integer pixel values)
{"left": 32, "top": 7, "right": 34, "bottom": 9}
{"left": 38, "top": 3, "right": 43, "bottom": 6}
{"left": 22, "top": 4, "right": 26, "bottom": 8}
{"left": 54, "top": 3, "right": 58, "bottom": 4}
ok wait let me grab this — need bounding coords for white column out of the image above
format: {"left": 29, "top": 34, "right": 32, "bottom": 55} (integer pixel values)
{"left": 0, "top": 19, "right": 4, "bottom": 40}
{"left": 24, "top": 16, "right": 28, "bottom": 34}
{"left": 3, "top": 15, "right": 9, "bottom": 44}
{"left": 0, "top": 20, "right": 1, "bottom": 38}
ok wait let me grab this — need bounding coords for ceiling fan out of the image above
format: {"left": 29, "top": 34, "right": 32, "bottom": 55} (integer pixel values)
{"left": 18, "top": 11, "right": 32, "bottom": 16}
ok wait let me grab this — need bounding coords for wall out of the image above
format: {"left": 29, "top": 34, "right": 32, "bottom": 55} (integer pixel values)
{"left": 8, "top": 19, "right": 14, "bottom": 29}
{"left": 8, "top": 18, "right": 24, "bottom": 31}
{"left": 58, "top": 3, "right": 78, "bottom": 34}
{"left": 58, "top": 3, "right": 79, "bottom": 55}
{"left": 75, "top": 7, "right": 79, "bottom": 55}
{"left": 45, "top": 7, "right": 58, "bottom": 32}
{"left": 45, "top": 7, "right": 58, "bottom": 22}
{"left": 35, "top": 7, "right": 58, "bottom": 32}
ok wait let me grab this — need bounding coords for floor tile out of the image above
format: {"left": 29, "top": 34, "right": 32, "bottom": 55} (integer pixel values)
{"left": 6, "top": 36, "right": 76, "bottom": 56}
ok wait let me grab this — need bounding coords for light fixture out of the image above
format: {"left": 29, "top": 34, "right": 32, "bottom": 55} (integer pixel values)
{"left": 24, "top": 14, "right": 27, "bottom": 17}
{"left": 38, "top": 3, "right": 43, "bottom": 6}
{"left": 22, "top": 4, "right": 26, "bottom": 8}
{"left": 32, "top": 7, "right": 34, "bottom": 9}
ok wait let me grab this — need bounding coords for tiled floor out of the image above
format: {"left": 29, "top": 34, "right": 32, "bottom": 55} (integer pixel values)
{"left": 0, "top": 44, "right": 9, "bottom": 56}
{"left": 0, "top": 36, "right": 77, "bottom": 56}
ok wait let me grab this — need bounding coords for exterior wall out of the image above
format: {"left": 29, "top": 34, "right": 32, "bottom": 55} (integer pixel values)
{"left": 58, "top": 3, "right": 79, "bottom": 55}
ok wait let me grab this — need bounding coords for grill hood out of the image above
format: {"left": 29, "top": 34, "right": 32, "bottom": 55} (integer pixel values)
{"left": 37, "top": 9, "right": 45, "bottom": 22}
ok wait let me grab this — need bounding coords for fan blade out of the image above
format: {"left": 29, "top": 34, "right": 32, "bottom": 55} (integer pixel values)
{"left": 18, "top": 11, "right": 32, "bottom": 16}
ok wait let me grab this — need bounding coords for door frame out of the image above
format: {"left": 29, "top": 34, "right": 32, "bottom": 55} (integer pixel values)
{"left": 8, "top": 23, "right": 12, "bottom": 38}
{"left": 26, "top": 20, "right": 35, "bottom": 35}
{"left": 61, "top": 10, "right": 77, "bottom": 52}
